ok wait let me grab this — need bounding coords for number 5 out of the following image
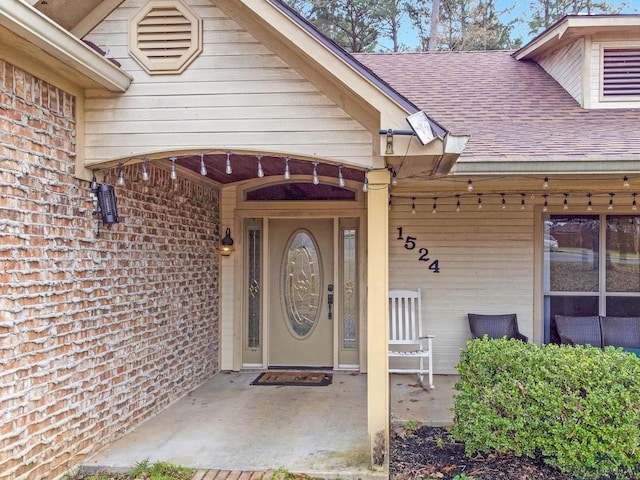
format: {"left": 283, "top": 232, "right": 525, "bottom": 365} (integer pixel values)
{"left": 404, "top": 236, "right": 416, "bottom": 250}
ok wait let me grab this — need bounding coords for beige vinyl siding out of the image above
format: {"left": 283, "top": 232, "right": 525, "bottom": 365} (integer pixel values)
{"left": 83, "top": 0, "right": 372, "bottom": 167}
{"left": 389, "top": 196, "right": 535, "bottom": 374}
{"left": 538, "top": 38, "right": 585, "bottom": 106}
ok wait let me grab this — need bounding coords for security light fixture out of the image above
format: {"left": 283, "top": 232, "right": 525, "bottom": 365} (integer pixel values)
{"left": 406, "top": 111, "right": 436, "bottom": 145}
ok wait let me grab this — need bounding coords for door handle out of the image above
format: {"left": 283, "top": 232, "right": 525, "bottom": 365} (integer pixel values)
{"left": 327, "top": 284, "right": 334, "bottom": 320}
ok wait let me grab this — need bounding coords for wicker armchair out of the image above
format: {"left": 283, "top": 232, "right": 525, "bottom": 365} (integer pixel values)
{"left": 467, "top": 313, "right": 528, "bottom": 342}
{"left": 554, "top": 315, "right": 602, "bottom": 347}
{"left": 600, "top": 316, "right": 640, "bottom": 349}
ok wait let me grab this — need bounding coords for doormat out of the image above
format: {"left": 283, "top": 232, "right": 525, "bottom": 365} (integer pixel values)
{"left": 251, "top": 371, "right": 332, "bottom": 386}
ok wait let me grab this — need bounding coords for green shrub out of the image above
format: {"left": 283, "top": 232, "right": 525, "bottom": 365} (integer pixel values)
{"left": 451, "top": 338, "right": 640, "bottom": 478}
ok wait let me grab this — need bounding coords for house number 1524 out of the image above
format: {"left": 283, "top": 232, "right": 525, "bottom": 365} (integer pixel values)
{"left": 396, "top": 227, "right": 441, "bottom": 273}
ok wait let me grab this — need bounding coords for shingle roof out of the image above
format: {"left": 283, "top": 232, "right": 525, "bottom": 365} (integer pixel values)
{"left": 355, "top": 50, "right": 640, "bottom": 163}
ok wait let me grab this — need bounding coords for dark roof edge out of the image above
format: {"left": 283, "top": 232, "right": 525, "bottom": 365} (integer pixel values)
{"left": 267, "top": 0, "right": 448, "bottom": 137}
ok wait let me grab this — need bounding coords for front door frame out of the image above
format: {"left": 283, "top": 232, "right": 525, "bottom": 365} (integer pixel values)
{"left": 229, "top": 177, "right": 368, "bottom": 372}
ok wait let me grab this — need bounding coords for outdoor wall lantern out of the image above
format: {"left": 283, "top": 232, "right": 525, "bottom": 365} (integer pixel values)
{"left": 96, "top": 183, "right": 119, "bottom": 224}
{"left": 218, "top": 228, "right": 235, "bottom": 256}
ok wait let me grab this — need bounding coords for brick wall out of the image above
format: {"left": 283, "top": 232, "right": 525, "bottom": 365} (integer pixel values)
{"left": 0, "top": 60, "right": 220, "bottom": 479}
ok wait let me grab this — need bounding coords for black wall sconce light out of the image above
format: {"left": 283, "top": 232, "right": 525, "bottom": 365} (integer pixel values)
{"left": 94, "top": 180, "right": 119, "bottom": 224}
{"left": 218, "top": 228, "right": 235, "bottom": 256}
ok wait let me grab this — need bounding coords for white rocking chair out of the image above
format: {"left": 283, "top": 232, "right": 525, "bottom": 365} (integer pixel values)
{"left": 388, "top": 288, "right": 434, "bottom": 390}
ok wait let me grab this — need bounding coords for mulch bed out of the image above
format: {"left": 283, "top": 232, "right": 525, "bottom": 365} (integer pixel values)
{"left": 390, "top": 424, "right": 573, "bottom": 480}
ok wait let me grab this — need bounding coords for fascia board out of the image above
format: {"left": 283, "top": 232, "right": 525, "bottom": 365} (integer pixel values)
{"left": 515, "top": 15, "right": 640, "bottom": 60}
{"left": 0, "top": 0, "right": 131, "bottom": 92}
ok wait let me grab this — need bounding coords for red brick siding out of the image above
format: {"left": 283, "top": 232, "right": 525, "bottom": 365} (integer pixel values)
{"left": 0, "top": 60, "right": 220, "bottom": 480}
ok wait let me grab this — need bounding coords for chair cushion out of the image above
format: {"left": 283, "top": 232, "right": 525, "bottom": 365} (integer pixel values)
{"left": 554, "top": 315, "right": 602, "bottom": 347}
{"left": 621, "top": 347, "right": 640, "bottom": 358}
{"left": 600, "top": 316, "right": 640, "bottom": 349}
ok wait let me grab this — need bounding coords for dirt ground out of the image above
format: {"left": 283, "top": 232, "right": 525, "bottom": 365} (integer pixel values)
{"left": 390, "top": 424, "right": 573, "bottom": 480}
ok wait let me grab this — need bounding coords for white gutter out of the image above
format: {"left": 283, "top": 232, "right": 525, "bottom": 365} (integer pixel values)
{"left": 0, "top": 0, "right": 131, "bottom": 92}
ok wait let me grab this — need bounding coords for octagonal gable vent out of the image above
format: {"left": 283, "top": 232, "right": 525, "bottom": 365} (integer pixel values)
{"left": 129, "top": 0, "right": 202, "bottom": 75}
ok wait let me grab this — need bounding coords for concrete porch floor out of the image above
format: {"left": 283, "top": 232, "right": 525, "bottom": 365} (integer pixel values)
{"left": 82, "top": 372, "right": 457, "bottom": 478}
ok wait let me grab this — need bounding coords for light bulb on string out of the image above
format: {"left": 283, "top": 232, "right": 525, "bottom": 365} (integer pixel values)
{"left": 284, "top": 157, "right": 290, "bottom": 180}
{"left": 501, "top": 194, "right": 506, "bottom": 209}
{"left": 257, "top": 155, "right": 264, "bottom": 178}
{"left": 521, "top": 194, "right": 526, "bottom": 210}
{"left": 391, "top": 169, "right": 398, "bottom": 186}
{"left": 477, "top": 194, "right": 483, "bottom": 209}
{"left": 542, "top": 194, "right": 548, "bottom": 212}
{"left": 225, "top": 151, "right": 232, "bottom": 175}
{"left": 467, "top": 179, "right": 473, "bottom": 192}
{"left": 608, "top": 193, "right": 615, "bottom": 211}
{"left": 90, "top": 171, "right": 98, "bottom": 190}
{"left": 456, "top": 195, "right": 461, "bottom": 213}
{"left": 432, "top": 197, "right": 438, "bottom": 214}
{"left": 362, "top": 173, "right": 368, "bottom": 193}
{"left": 543, "top": 177, "right": 549, "bottom": 189}
{"left": 170, "top": 157, "right": 177, "bottom": 180}
{"left": 199, "top": 153, "right": 207, "bottom": 176}
{"left": 587, "top": 193, "right": 593, "bottom": 212}
{"left": 312, "top": 162, "right": 319, "bottom": 185}
{"left": 633, "top": 193, "right": 638, "bottom": 211}
{"left": 338, "top": 165, "right": 345, "bottom": 187}
{"left": 117, "top": 164, "right": 125, "bottom": 186}
{"left": 563, "top": 193, "right": 569, "bottom": 210}
{"left": 624, "top": 176, "right": 630, "bottom": 189}
{"left": 411, "top": 197, "right": 416, "bottom": 215}
{"left": 142, "top": 157, "right": 150, "bottom": 181}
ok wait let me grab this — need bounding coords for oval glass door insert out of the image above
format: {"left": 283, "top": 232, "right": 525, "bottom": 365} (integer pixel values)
{"left": 283, "top": 230, "right": 322, "bottom": 338}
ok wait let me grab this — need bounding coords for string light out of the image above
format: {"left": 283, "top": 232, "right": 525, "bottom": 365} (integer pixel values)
{"left": 521, "top": 194, "right": 526, "bottom": 210}
{"left": 411, "top": 197, "right": 416, "bottom": 215}
{"left": 501, "top": 193, "right": 506, "bottom": 209}
{"left": 467, "top": 179, "right": 473, "bottom": 192}
{"left": 624, "top": 176, "right": 630, "bottom": 189}
{"left": 257, "top": 155, "right": 264, "bottom": 178}
{"left": 608, "top": 193, "right": 615, "bottom": 211}
{"left": 563, "top": 193, "right": 569, "bottom": 210}
{"left": 477, "top": 194, "right": 483, "bottom": 209}
{"left": 338, "top": 165, "right": 345, "bottom": 187}
{"left": 456, "top": 195, "right": 461, "bottom": 213}
{"left": 312, "top": 162, "right": 319, "bottom": 185}
{"left": 362, "top": 172, "right": 368, "bottom": 193}
{"left": 117, "top": 163, "right": 125, "bottom": 186}
{"left": 225, "top": 151, "right": 232, "bottom": 175}
{"left": 542, "top": 194, "right": 548, "bottom": 212}
{"left": 170, "top": 157, "right": 177, "bottom": 180}
{"left": 90, "top": 171, "right": 98, "bottom": 190}
{"left": 142, "top": 157, "right": 150, "bottom": 181}
{"left": 391, "top": 169, "right": 398, "bottom": 186}
{"left": 587, "top": 193, "right": 593, "bottom": 212}
{"left": 633, "top": 193, "right": 638, "bottom": 211}
{"left": 199, "top": 153, "right": 207, "bottom": 176}
{"left": 543, "top": 177, "right": 549, "bottom": 189}
{"left": 284, "top": 157, "right": 290, "bottom": 180}
{"left": 432, "top": 197, "right": 438, "bottom": 214}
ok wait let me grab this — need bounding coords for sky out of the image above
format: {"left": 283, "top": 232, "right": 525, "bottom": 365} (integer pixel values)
{"left": 385, "top": 0, "right": 640, "bottom": 51}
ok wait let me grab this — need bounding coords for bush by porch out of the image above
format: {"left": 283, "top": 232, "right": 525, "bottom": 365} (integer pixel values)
{"left": 451, "top": 338, "right": 640, "bottom": 479}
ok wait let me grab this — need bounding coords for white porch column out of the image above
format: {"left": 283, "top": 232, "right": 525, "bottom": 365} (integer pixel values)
{"left": 366, "top": 168, "right": 390, "bottom": 471}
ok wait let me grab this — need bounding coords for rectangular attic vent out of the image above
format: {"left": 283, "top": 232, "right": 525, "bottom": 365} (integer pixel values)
{"left": 603, "top": 48, "right": 640, "bottom": 98}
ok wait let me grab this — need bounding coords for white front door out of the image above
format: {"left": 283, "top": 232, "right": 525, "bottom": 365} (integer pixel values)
{"left": 268, "top": 218, "right": 334, "bottom": 367}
